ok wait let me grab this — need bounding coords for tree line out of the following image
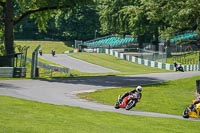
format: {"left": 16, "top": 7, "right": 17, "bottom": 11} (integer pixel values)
{"left": 0, "top": 0, "right": 200, "bottom": 55}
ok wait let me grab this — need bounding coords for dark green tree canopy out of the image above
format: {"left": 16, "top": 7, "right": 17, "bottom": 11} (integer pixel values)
{"left": 1, "top": 0, "right": 200, "bottom": 55}
{"left": 98, "top": 0, "right": 200, "bottom": 49}
{"left": 0, "top": 0, "right": 93, "bottom": 55}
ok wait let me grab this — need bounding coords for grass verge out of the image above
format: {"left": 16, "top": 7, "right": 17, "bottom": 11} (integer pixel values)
{"left": 69, "top": 52, "right": 170, "bottom": 75}
{"left": 15, "top": 41, "right": 73, "bottom": 56}
{"left": 0, "top": 96, "right": 200, "bottom": 133}
{"left": 78, "top": 75, "right": 200, "bottom": 115}
{"left": 11, "top": 41, "right": 172, "bottom": 78}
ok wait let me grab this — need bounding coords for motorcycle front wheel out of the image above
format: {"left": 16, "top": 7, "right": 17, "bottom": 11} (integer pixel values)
{"left": 114, "top": 102, "right": 120, "bottom": 109}
{"left": 182, "top": 108, "right": 189, "bottom": 118}
{"left": 125, "top": 100, "right": 136, "bottom": 110}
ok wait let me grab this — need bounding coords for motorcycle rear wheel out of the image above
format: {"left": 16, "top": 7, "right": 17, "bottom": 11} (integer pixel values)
{"left": 125, "top": 100, "right": 136, "bottom": 110}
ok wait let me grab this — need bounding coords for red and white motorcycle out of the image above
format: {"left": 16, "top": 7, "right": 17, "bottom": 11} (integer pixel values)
{"left": 114, "top": 93, "right": 140, "bottom": 110}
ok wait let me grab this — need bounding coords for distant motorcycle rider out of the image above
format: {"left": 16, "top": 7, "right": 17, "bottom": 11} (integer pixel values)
{"left": 177, "top": 64, "right": 184, "bottom": 72}
{"left": 119, "top": 86, "right": 142, "bottom": 103}
{"left": 51, "top": 49, "right": 55, "bottom": 56}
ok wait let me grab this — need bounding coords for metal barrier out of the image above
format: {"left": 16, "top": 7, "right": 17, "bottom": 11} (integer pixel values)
{"left": 38, "top": 62, "right": 70, "bottom": 77}
{"left": 0, "top": 67, "right": 26, "bottom": 78}
{"left": 13, "top": 67, "right": 26, "bottom": 78}
{"left": 0, "top": 67, "right": 14, "bottom": 78}
{"left": 27, "top": 58, "right": 70, "bottom": 77}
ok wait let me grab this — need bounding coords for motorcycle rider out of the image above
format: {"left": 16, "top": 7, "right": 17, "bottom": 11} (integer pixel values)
{"left": 51, "top": 49, "right": 55, "bottom": 56}
{"left": 119, "top": 86, "right": 142, "bottom": 103}
{"left": 173, "top": 61, "right": 178, "bottom": 71}
{"left": 177, "top": 64, "right": 184, "bottom": 72}
{"left": 189, "top": 94, "right": 200, "bottom": 112}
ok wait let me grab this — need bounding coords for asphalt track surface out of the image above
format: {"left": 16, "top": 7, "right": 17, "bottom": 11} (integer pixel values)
{"left": 0, "top": 54, "right": 200, "bottom": 122}
{"left": 39, "top": 54, "right": 118, "bottom": 73}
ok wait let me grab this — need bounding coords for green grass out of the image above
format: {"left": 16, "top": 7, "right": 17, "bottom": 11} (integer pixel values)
{"left": 13, "top": 41, "right": 74, "bottom": 78}
{"left": 1, "top": 41, "right": 200, "bottom": 132}
{"left": 15, "top": 40, "right": 73, "bottom": 65}
{"left": 69, "top": 53, "right": 170, "bottom": 75}
{"left": 12, "top": 41, "right": 171, "bottom": 78}
{"left": 15, "top": 40, "right": 74, "bottom": 56}
{"left": 13, "top": 41, "right": 120, "bottom": 78}
{"left": 167, "top": 51, "right": 199, "bottom": 65}
{"left": 0, "top": 96, "right": 200, "bottom": 133}
{"left": 78, "top": 75, "right": 200, "bottom": 115}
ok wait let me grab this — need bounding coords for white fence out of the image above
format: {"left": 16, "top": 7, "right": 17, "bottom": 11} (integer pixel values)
{"left": 105, "top": 49, "right": 199, "bottom": 71}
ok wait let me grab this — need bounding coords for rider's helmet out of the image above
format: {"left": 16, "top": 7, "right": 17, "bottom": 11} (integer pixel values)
{"left": 196, "top": 94, "right": 200, "bottom": 100}
{"left": 136, "top": 86, "right": 142, "bottom": 92}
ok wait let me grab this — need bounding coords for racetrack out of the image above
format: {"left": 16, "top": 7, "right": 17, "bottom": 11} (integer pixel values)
{"left": 0, "top": 54, "right": 200, "bottom": 121}
{"left": 39, "top": 54, "right": 118, "bottom": 73}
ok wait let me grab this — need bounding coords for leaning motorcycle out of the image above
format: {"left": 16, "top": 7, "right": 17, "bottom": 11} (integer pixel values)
{"left": 183, "top": 103, "right": 200, "bottom": 118}
{"left": 176, "top": 67, "right": 184, "bottom": 72}
{"left": 114, "top": 93, "right": 140, "bottom": 110}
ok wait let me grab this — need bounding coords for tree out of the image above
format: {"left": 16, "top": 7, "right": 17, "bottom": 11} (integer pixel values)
{"left": 98, "top": 0, "right": 200, "bottom": 51}
{"left": 54, "top": 5, "right": 100, "bottom": 41}
{"left": 139, "top": 0, "right": 169, "bottom": 50}
{"left": 14, "top": 5, "right": 100, "bottom": 41}
{"left": 0, "top": 0, "right": 93, "bottom": 55}
{"left": 98, "top": 0, "right": 154, "bottom": 49}
{"left": 143, "top": 0, "right": 200, "bottom": 39}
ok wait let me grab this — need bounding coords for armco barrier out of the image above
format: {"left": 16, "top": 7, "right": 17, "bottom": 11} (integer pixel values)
{"left": 0, "top": 67, "right": 26, "bottom": 78}
{"left": 105, "top": 49, "right": 199, "bottom": 71}
{"left": 0, "top": 67, "right": 14, "bottom": 78}
{"left": 13, "top": 67, "right": 26, "bottom": 78}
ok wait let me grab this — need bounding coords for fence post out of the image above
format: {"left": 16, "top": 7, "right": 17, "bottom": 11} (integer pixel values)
{"left": 31, "top": 45, "right": 40, "bottom": 78}
{"left": 199, "top": 52, "right": 200, "bottom": 71}
{"left": 196, "top": 80, "right": 200, "bottom": 94}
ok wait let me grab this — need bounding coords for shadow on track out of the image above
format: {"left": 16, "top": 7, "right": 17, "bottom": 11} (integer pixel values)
{"left": 36, "top": 75, "right": 165, "bottom": 88}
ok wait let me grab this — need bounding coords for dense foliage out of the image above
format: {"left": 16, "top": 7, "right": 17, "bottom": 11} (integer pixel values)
{"left": 0, "top": 0, "right": 93, "bottom": 55}
{"left": 97, "top": 0, "right": 200, "bottom": 49}
{"left": 1, "top": 0, "right": 200, "bottom": 55}
{"left": 15, "top": 5, "right": 100, "bottom": 41}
